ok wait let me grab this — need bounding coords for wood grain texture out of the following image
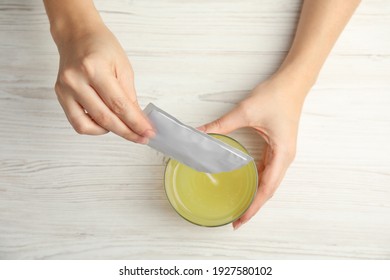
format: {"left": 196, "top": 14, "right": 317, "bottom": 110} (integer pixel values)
{"left": 0, "top": 0, "right": 389, "bottom": 259}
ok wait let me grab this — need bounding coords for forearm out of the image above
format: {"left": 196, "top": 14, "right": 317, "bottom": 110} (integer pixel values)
{"left": 276, "top": 0, "right": 361, "bottom": 95}
{"left": 43, "top": 0, "right": 104, "bottom": 45}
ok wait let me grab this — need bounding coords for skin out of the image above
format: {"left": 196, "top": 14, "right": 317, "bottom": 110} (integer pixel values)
{"left": 43, "top": 0, "right": 361, "bottom": 229}
{"left": 199, "top": 0, "right": 361, "bottom": 229}
{"left": 43, "top": 0, "right": 155, "bottom": 144}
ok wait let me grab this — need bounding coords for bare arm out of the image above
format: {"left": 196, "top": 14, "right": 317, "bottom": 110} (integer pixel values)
{"left": 199, "top": 0, "right": 361, "bottom": 229}
{"left": 278, "top": 0, "right": 362, "bottom": 97}
{"left": 43, "top": 0, "right": 101, "bottom": 43}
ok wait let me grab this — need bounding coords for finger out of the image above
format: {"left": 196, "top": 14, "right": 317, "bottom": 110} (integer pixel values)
{"left": 91, "top": 74, "right": 154, "bottom": 138}
{"left": 116, "top": 68, "right": 155, "bottom": 137}
{"left": 74, "top": 84, "right": 148, "bottom": 143}
{"left": 233, "top": 146, "right": 289, "bottom": 230}
{"left": 197, "top": 105, "right": 248, "bottom": 135}
{"left": 56, "top": 87, "right": 108, "bottom": 135}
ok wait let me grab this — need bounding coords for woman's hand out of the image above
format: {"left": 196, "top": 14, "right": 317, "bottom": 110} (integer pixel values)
{"left": 53, "top": 21, "right": 154, "bottom": 143}
{"left": 198, "top": 0, "right": 360, "bottom": 229}
{"left": 198, "top": 74, "right": 308, "bottom": 229}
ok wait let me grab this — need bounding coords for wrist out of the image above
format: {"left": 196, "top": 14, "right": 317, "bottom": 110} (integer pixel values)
{"left": 276, "top": 58, "right": 318, "bottom": 90}
{"left": 270, "top": 54, "right": 320, "bottom": 102}
{"left": 265, "top": 65, "right": 313, "bottom": 107}
{"left": 44, "top": 1, "right": 104, "bottom": 47}
{"left": 51, "top": 13, "right": 104, "bottom": 46}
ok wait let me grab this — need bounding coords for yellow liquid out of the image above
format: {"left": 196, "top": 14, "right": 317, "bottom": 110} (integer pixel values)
{"left": 164, "top": 134, "right": 258, "bottom": 227}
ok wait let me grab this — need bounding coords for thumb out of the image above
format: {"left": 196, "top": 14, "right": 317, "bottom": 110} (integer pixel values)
{"left": 197, "top": 106, "right": 247, "bottom": 135}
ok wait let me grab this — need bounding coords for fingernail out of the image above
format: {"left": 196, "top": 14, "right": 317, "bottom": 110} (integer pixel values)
{"left": 139, "top": 137, "right": 149, "bottom": 145}
{"left": 233, "top": 220, "right": 242, "bottom": 231}
{"left": 143, "top": 129, "right": 156, "bottom": 139}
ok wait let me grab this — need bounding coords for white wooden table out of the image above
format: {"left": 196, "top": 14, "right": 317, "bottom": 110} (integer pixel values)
{"left": 1, "top": 0, "right": 389, "bottom": 259}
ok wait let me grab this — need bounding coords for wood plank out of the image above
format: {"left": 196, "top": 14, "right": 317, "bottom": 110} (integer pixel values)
{"left": 0, "top": 0, "right": 389, "bottom": 259}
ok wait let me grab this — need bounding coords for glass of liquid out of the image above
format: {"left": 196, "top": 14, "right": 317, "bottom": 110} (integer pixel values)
{"left": 164, "top": 134, "right": 258, "bottom": 227}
